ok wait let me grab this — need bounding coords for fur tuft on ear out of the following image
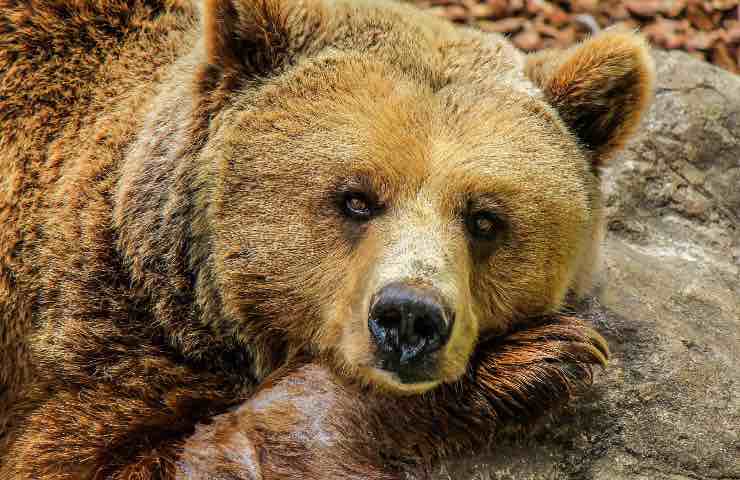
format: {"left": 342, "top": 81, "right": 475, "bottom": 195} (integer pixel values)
{"left": 525, "top": 30, "right": 655, "bottom": 167}
{"left": 202, "top": 0, "right": 292, "bottom": 76}
{"left": 192, "top": 0, "right": 325, "bottom": 136}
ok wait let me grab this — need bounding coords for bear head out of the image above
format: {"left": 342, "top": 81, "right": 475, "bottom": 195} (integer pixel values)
{"left": 117, "top": 0, "right": 653, "bottom": 394}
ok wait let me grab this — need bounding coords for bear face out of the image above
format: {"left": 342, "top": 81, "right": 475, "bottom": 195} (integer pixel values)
{"left": 118, "top": 0, "right": 653, "bottom": 394}
{"left": 205, "top": 58, "right": 596, "bottom": 393}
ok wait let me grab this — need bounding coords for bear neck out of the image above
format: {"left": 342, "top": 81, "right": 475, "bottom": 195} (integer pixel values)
{"left": 113, "top": 47, "right": 282, "bottom": 384}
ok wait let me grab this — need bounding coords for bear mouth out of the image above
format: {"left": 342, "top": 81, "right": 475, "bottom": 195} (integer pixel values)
{"left": 394, "top": 367, "right": 437, "bottom": 385}
{"left": 374, "top": 355, "right": 439, "bottom": 385}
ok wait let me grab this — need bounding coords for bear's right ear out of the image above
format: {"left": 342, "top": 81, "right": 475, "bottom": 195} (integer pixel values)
{"left": 201, "top": 0, "right": 322, "bottom": 80}
{"left": 525, "top": 31, "right": 655, "bottom": 169}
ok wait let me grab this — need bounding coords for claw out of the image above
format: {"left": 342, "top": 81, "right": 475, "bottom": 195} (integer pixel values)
{"left": 466, "top": 314, "right": 611, "bottom": 421}
{"left": 585, "top": 330, "right": 610, "bottom": 367}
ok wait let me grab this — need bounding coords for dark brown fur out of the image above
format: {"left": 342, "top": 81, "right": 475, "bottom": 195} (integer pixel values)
{"left": 0, "top": 0, "right": 651, "bottom": 477}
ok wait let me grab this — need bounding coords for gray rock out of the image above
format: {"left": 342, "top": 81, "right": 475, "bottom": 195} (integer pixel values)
{"left": 435, "top": 50, "right": 740, "bottom": 480}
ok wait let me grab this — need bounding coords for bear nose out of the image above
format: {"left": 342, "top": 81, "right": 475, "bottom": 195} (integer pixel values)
{"left": 368, "top": 282, "right": 454, "bottom": 369}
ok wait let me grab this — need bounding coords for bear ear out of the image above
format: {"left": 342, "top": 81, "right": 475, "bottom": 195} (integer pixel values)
{"left": 201, "top": 0, "right": 317, "bottom": 78}
{"left": 525, "top": 31, "right": 655, "bottom": 168}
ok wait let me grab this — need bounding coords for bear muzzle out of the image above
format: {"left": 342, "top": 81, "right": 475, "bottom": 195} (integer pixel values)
{"left": 368, "top": 281, "right": 455, "bottom": 384}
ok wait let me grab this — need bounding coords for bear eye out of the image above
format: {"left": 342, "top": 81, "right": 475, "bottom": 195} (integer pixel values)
{"left": 467, "top": 211, "right": 504, "bottom": 240}
{"left": 342, "top": 192, "right": 373, "bottom": 220}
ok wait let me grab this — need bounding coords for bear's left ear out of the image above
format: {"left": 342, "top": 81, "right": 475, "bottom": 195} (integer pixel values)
{"left": 525, "top": 31, "right": 655, "bottom": 168}
{"left": 202, "top": 0, "right": 301, "bottom": 78}
{"left": 198, "top": 0, "right": 328, "bottom": 93}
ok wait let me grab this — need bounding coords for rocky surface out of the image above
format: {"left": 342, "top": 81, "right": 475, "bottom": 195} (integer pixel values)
{"left": 434, "top": 49, "right": 740, "bottom": 480}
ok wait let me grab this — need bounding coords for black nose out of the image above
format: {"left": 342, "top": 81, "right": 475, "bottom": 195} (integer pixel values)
{"left": 368, "top": 282, "right": 453, "bottom": 369}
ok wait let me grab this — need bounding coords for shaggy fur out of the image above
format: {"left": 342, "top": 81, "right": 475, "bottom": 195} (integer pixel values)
{"left": 0, "top": 0, "right": 652, "bottom": 477}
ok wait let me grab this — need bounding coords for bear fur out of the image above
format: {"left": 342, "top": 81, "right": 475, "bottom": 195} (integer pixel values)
{"left": 0, "top": 0, "right": 652, "bottom": 478}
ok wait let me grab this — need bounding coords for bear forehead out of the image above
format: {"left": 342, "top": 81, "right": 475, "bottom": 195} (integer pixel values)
{"left": 327, "top": 2, "right": 542, "bottom": 100}
{"left": 224, "top": 49, "right": 590, "bottom": 211}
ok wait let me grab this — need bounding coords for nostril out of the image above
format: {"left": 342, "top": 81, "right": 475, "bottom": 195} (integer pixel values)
{"left": 375, "top": 308, "right": 401, "bottom": 330}
{"left": 414, "top": 315, "right": 438, "bottom": 341}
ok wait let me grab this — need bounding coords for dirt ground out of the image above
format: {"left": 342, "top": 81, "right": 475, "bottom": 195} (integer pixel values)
{"left": 411, "top": 0, "right": 740, "bottom": 74}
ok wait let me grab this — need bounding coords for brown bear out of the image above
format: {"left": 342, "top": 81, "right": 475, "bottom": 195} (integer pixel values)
{"left": 0, "top": 0, "right": 653, "bottom": 478}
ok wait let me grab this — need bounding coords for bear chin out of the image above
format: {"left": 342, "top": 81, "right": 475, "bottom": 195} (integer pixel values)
{"left": 368, "top": 369, "right": 442, "bottom": 395}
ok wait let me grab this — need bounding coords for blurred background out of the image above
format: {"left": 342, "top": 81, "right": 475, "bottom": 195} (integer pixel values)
{"left": 410, "top": 0, "right": 740, "bottom": 74}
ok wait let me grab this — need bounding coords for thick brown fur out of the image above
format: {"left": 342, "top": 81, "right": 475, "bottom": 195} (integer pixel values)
{"left": 0, "top": 0, "right": 651, "bottom": 478}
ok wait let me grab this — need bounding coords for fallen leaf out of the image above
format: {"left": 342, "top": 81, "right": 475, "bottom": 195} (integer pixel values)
{"left": 605, "top": 3, "right": 631, "bottom": 20}
{"left": 643, "top": 18, "right": 685, "bottom": 48}
{"left": 556, "top": 25, "right": 578, "bottom": 45}
{"left": 570, "top": 0, "right": 600, "bottom": 13}
{"left": 536, "top": 22, "right": 562, "bottom": 38}
{"left": 725, "top": 25, "right": 740, "bottom": 44}
{"left": 469, "top": 2, "right": 506, "bottom": 19}
{"left": 506, "top": 0, "right": 525, "bottom": 14}
{"left": 625, "top": 0, "right": 662, "bottom": 17}
{"left": 687, "top": 3, "right": 715, "bottom": 30}
{"left": 711, "top": 0, "right": 738, "bottom": 11}
{"left": 712, "top": 42, "right": 739, "bottom": 72}
{"left": 512, "top": 27, "right": 543, "bottom": 50}
{"left": 525, "top": 0, "right": 543, "bottom": 15}
{"left": 666, "top": 0, "right": 688, "bottom": 17}
{"left": 685, "top": 30, "right": 721, "bottom": 50}
{"left": 541, "top": 3, "right": 570, "bottom": 26}
{"left": 478, "top": 17, "right": 527, "bottom": 33}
